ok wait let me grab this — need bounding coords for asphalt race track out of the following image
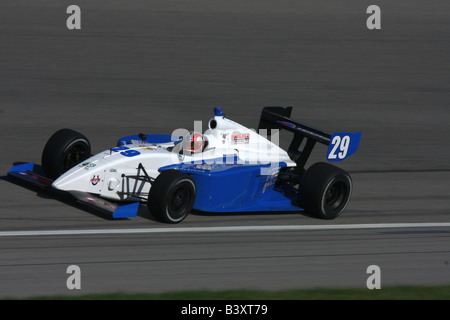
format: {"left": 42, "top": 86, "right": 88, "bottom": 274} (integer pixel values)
{"left": 0, "top": 1, "right": 449, "bottom": 298}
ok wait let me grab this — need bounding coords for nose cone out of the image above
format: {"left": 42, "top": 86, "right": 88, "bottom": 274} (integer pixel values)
{"left": 52, "top": 159, "right": 105, "bottom": 193}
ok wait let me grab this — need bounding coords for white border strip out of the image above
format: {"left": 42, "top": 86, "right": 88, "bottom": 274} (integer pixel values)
{"left": 1, "top": 223, "right": 450, "bottom": 237}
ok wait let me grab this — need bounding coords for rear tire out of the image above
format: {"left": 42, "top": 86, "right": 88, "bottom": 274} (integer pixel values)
{"left": 148, "top": 170, "right": 196, "bottom": 223}
{"left": 298, "top": 162, "right": 352, "bottom": 220}
{"left": 41, "top": 129, "right": 91, "bottom": 180}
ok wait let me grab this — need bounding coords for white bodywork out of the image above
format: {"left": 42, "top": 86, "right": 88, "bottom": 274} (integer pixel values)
{"left": 52, "top": 114, "right": 296, "bottom": 201}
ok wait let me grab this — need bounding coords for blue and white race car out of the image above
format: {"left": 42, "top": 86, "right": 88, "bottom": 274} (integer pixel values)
{"left": 8, "top": 106, "right": 360, "bottom": 223}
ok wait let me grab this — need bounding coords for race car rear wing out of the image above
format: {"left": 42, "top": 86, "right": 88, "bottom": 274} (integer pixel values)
{"left": 257, "top": 106, "right": 331, "bottom": 171}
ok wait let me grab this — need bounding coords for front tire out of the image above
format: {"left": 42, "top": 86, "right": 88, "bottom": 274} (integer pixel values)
{"left": 41, "top": 129, "right": 91, "bottom": 179}
{"left": 148, "top": 170, "right": 196, "bottom": 223}
{"left": 298, "top": 162, "right": 352, "bottom": 220}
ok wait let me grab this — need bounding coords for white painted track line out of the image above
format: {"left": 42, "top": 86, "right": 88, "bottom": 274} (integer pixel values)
{"left": 1, "top": 222, "right": 450, "bottom": 237}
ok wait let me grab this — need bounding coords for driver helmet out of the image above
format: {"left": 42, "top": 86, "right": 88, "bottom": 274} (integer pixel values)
{"left": 182, "top": 132, "right": 205, "bottom": 153}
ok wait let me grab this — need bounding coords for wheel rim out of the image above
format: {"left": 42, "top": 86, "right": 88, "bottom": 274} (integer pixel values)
{"left": 63, "top": 142, "right": 90, "bottom": 172}
{"left": 324, "top": 180, "right": 347, "bottom": 211}
{"left": 167, "top": 182, "right": 193, "bottom": 221}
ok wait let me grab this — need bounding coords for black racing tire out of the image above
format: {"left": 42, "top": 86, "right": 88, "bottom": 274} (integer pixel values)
{"left": 148, "top": 170, "right": 196, "bottom": 224}
{"left": 41, "top": 129, "right": 91, "bottom": 180}
{"left": 298, "top": 162, "right": 352, "bottom": 220}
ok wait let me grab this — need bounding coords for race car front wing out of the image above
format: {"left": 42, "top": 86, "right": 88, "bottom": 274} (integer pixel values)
{"left": 7, "top": 162, "right": 139, "bottom": 219}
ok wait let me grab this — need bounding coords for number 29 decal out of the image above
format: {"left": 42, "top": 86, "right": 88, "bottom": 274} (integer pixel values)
{"left": 327, "top": 132, "right": 361, "bottom": 162}
{"left": 110, "top": 146, "right": 141, "bottom": 157}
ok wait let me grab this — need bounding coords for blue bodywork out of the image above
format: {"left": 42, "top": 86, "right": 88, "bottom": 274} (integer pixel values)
{"left": 117, "top": 132, "right": 302, "bottom": 213}
{"left": 112, "top": 202, "right": 140, "bottom": 218}
{"left": 8, "top": 162, "right": 35, "bottom": 173}
{"left": 117, "top": 134, "right": 180, "bottom": 146}
{"left": 159, "top": 160, "right": 301, "bottom": 213}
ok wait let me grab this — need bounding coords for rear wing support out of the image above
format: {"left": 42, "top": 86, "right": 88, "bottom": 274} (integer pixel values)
{"left": 257, "top": 106, "right": 331, "bottom": 171}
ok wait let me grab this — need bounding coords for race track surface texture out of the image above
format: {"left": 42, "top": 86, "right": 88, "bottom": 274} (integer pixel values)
{"left": 0, "top": 1, "right": 449, "bottom": 298}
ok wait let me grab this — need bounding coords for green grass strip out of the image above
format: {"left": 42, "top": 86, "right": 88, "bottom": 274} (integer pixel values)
{"left": 29, "top": 285, "right": 450, "bottom": 300}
